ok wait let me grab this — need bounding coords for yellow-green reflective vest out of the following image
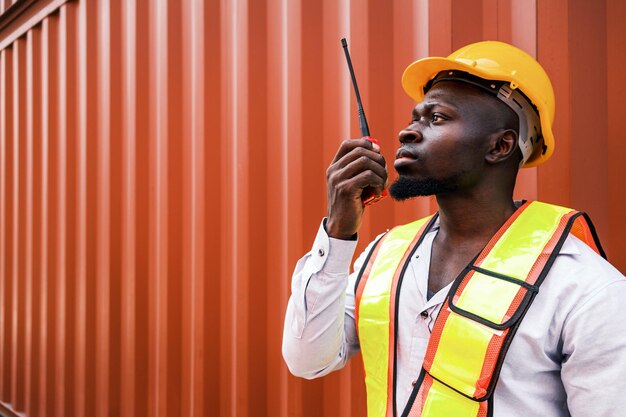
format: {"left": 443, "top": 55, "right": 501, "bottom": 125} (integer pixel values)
{"left": 354, "top": 201, "right": 605, "bottom": 417}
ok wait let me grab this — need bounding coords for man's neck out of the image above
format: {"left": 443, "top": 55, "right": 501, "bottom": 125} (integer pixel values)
{"left": 435, "top": 193, "right": 517, "bottom": 245}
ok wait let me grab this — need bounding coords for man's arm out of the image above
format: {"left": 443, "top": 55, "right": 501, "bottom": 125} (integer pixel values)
{"left": 282, "top": 219, "right": 378, "bottom": 379}
{"left": 561, "top": 270, "right": 626, "bottom": 416}
{"left": 283, "top": 137, "right": 387, "bottom": 378}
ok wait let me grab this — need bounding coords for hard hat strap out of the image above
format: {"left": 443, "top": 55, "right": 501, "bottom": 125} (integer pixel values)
{"left": 496, "top": 84, "right": 542, "bottom": 166}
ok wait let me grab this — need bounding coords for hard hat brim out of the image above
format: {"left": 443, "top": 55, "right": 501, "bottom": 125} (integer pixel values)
{"left": 401, "top": 57, "right": 554, "bottom": 168}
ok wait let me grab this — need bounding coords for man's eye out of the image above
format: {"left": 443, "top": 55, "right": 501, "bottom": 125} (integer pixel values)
{"left": 432, "top": 114, "right": 443, "bottom": 122}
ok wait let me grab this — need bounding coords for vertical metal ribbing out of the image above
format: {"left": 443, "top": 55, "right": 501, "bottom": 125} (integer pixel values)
{"left": 148, "top": 0, "right": 168, "bottom": 416}
{"left": 265, "top": 0, "right": 288, "bottom": 414}
{"left": 107, "top": 0, "right": 124, "bottom": 413}
{"left": 510, "top": 0, "right": 538, "bottom": 200}
{"left": 10, "top": 37, "right": 21, "bottom": 412}
{"left": 236, "top": 0, "right": 249, "bottom": 414}
{"left": 569, "top": 0, "right": 609, "bottom": 242}
{"left": 219, "top": 0, "right": 250, "bottom": 414}
{"left": 189, "top": 0, "right": 206, "bottom": 412}
{"left": 24, "top": 27, "right": 39, "bottom": 417}
{"left": 282, "top": 0, "right": 303, "bottom": 413}
{"left": 219, "top": 0, "right": 231, "bottom": 413}
{"left": 96, "top": 0, "right": 111, "bottom": 415}
{"left": 0, "top": 46, "right": 6, "bottom": 411}
{"left": 54, "top": 6, "right": 68, "bottom": 417}
{"left": 120, "top": 0, "right": 136, "bottom": 416}
{"left": 180, "top": 0, "right": 206, "bottom": 415}
{"left": 204, "top": 0, "right": 222, "bottom": 415}
{"left": 38, "top": 16, "right": 51, "bottom": 417}
{"left": 75, "top": 1, "right": 88, "bottom": 415}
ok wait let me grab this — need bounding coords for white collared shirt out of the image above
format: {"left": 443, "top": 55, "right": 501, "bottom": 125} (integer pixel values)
{"left": 282, "top": 217, "right": 626, "bottom": 417}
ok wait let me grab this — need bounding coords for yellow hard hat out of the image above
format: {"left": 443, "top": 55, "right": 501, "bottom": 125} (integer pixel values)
{"left": 401, "top": 41, "right": 555, "bottom": 168}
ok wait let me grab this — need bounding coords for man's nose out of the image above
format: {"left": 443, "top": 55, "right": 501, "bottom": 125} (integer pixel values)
{"left": 398, "top": 127, "right": 422, "bottom": 143}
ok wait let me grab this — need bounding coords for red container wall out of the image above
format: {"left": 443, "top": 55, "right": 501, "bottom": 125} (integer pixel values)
{"left": 0, "top": 1, "right": 624, "bottom": 416}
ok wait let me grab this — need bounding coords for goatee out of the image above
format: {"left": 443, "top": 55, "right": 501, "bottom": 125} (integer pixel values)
{"left": 389, "top": 175, "right": 460, "bottom": 201}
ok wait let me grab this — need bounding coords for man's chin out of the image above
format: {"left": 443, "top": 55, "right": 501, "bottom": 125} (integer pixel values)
{"left": 389, "top": 175, "right": 454, "bottom": 201}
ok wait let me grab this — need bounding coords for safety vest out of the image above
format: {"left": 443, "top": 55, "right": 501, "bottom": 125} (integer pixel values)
{"left": 354, "top": 201, "right": 605, "bottom": 417}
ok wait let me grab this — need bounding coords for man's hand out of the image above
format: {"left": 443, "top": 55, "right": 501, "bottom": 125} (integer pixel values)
{"left": 325, "top": 138, "right": 387, "bottom": 239}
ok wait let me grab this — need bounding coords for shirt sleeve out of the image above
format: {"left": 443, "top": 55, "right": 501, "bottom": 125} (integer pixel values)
{"left": 282, "top": 218, "right": 380, "bottom": 379}
{"left": 561, "top": 276, "right": 626, "bottom": 417}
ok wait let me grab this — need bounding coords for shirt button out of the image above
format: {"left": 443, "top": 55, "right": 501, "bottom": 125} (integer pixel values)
{"left": 318, "top": 248, "right": 325, "bottom": 257}
{"left": 420, "top": 311, "right": 429, "bottom": 319}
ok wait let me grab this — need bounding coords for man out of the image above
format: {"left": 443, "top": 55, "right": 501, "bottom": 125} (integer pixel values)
{"left": 282, "top": 41, "right": 626, "bottom": 417}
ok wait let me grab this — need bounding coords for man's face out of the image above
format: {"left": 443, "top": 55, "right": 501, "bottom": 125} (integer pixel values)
{"left": 389, "top": 81, "right": 505, "bottom": 200}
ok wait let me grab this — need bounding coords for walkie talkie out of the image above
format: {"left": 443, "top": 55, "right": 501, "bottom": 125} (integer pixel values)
{"left": 341, "top": 38, "right": 388, "bottom": 206}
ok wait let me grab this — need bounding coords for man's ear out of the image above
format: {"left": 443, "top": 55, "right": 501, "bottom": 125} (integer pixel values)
{"left": 485, "top": 130, "right": 519, "bottom": 164}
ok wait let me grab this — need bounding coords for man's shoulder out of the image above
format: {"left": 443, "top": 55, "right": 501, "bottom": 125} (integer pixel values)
{"left": 541, "top": 233, "right": 625, "bottom": 306}
{"left": 556, "top": 233, "right": 622, "bottom": 279}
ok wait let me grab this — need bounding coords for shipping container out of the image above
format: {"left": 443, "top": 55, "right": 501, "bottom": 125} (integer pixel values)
{"left": 0, "top": 0, "right": 624, "bottom": 416}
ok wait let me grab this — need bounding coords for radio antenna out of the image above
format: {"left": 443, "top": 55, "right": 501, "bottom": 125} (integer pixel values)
{"left": 341, "top": 38, "right": 370, "bottom": 137}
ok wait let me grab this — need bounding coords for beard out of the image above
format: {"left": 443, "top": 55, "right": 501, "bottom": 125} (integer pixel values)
{"left": 389, "top": 174, "right": 461, "bottom": 201}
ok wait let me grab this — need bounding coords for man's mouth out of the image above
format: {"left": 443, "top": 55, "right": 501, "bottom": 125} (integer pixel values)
{"left": 395, "top": 148, "right": 418, "bottom": 159}
{"left": 394, "top": 148, "right": 418, "bottom": 169}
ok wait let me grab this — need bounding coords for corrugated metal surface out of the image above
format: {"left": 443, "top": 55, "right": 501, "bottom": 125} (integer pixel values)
{"left": 0, "top": 0, "right": 624, "bottom": 416}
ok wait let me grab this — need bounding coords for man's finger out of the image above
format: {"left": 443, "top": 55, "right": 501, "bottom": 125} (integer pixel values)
{"left": 336, "top": 170, "right": 386, "bottom": 197}
{"left": 329, "top": 145, "right": 386, "bottom": 174}
{"left": 336, "top": 154, "right": 388, "bottom": 183}
{"left": 330, "top": 138, "right": 376, "bottom": 164}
